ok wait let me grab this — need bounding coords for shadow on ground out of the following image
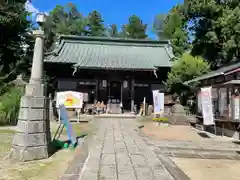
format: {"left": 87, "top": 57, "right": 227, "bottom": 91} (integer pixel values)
{"left": 197, "top": 132, "right": 211, "bottom": 138}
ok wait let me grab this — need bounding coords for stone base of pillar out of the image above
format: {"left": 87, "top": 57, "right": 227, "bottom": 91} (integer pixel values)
{"left": 11, "top": 84, "right": 51, "bottom": 161}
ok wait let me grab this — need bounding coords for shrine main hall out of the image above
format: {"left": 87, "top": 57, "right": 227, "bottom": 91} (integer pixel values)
{"left": 44, "top": 35, "right": 173, "bottom": 112}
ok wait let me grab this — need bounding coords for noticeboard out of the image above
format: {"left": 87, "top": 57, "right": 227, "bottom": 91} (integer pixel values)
{"left": 56, "top": 91, "right": 83, "bottom": 108}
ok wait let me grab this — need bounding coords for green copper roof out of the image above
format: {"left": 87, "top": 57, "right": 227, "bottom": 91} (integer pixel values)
{"left": 45, "top": 35, "right": 173, "bottom": 70}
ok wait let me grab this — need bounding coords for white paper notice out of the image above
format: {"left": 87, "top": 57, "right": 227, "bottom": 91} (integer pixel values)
{"left": 152, "top": 91, "right": 164, "bottom": 113}
{"left": 201, "top": 87, "right": 214, "bottom": 125}
{"left": 233, "top": 96, "right": 240, "bottom": 120}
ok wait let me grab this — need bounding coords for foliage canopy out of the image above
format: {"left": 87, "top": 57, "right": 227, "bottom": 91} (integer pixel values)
{"left": 166, "top": 53, "right": 210, "bottom": 94}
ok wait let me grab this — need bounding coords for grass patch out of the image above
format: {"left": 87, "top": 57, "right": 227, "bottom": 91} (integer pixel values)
{"left": 152, "top": 117, "right": 169, "bottom": 123}
{"left": 0, "top": 122, "right": 92, "bottom": 180}
{"left": 0, "top": 130, "right": 14, "bottom": 157}
{"left": 0, "top": 129, "right": 16, "bottom": 134}
{"left": 9, "top": 149, "right": 74, "bottom": 180}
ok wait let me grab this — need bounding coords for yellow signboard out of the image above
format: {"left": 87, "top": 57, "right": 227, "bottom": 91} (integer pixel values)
{"left": 56, "top": 91, "right": 83, "bottom": 108}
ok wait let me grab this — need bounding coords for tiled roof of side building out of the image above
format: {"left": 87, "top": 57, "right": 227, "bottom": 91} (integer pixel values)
{"left": 44, "top": 35, "right": 174, "bottom": 70}
{"left": 185, "top": 61, "right": 240, "bottom": 84}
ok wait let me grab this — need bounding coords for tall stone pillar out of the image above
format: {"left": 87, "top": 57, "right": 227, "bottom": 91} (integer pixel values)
{"left": 11, "top": 28, "right": 51, "bottom": 161}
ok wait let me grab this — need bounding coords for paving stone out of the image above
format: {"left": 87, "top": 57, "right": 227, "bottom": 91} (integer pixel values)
{"left": 114, "top": 135, "right": 123, "bottom": 142}
{"left": 117, "top": 155, "right": 132, "bottom": 168}
{"left": 154, "top": 173, "right": 175, "bottom": 180}
{"left": 99, "top": 175, "right": 117, "bottom": 180}
{"left": 85, "top": 158, "right": 99, "bottom": 171}
{"left": 61, "top": 118, "right": 184, "bottom": 180}
{"left": 135, "top": 167, "right": 155, "bottom": 180}
{"left": 101, "top": 154, "right": 116, "bottom": 165}
{"left": 130, "top": 154, "right": 147, "bottom": 167}
{"left": 100, "top": 165, "right": 117, "bottom": 178}
{"left": 128, "top": 148, "right": 141, "bottom": 155}
{"left": 147, "top": 159, "right": 165, "bottom": 171}
{"left": 115, "top": 141, "right": 125, "bottom": 148}
{"left": 60, "top": 175, "right": 80, "bottom": 180}
{"left": 64, "top": 163, "right": 84, "bottom": 175}
{"left": 118, "top": 171, "right": 137, "bottom": 180}
{"left": 102, "top": 143, "right": 115, "bottom": 154}
{"left": 79, "top": 171, "right": 98, "bottom": 180}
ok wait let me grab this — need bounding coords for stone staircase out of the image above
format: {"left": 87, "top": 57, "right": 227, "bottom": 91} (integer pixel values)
{"left": 153, "top": 140, "right": 240, "bottom": 160}
{"left": 108, "top": 103, "right": 121, "bottom": 114}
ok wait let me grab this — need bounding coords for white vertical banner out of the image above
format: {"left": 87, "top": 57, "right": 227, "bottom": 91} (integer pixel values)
{"left": 232, "top": 96, "right": 240, "bottom": 120}
{"left": 201, "top": 87, "right": 214, "bottom": 125}
{"left": 152, "top": 90, "right": 164, "bottom": 113}
{"left": 152, "top": 90, "right": 159, "bottom": 113}
{"left": 159, "top": 93, "right": 164, "bottom": 113}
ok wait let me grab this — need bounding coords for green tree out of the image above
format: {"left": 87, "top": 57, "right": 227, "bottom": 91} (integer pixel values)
{"left": 0, "top": 0, "right": 32, "bottom": 88}
{"left": 44, "top": 3, "right": 88, "bottom": 51}
{"left": 166, "top": 53, "right": 210, "bottom": 95}
{"left": 183, "top": 0, "right": 240, "bottom": 68}
{"left": 87, "top": 10, "right": 105, "bottom": 36}
{"left": 108, "top": 24, "right": 119, "bottom": 37}
{"left": 124, "top": 15, "right": 148, "bottom": 39}
{"left": 154, "top": 5, "right": 189, "bottom": 57}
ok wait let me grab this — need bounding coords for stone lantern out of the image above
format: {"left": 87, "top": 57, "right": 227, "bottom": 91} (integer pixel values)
{"left": 11, "top": 12, "right": 51, "bottom": 161}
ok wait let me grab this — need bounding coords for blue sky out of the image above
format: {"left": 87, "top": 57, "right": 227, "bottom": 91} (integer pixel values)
{"left": 28, "top": 0, "right": 183, "bottom": 39}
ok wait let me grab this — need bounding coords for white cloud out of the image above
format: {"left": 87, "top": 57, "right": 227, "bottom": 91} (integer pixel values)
{"left": 25, "top": 0, "right": 39, "bottom": 15}
{"left": 25, "top": 0, "right": 49, "bottom": 22}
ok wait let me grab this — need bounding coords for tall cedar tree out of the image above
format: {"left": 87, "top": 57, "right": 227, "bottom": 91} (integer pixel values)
{"left": 124, "top": 15, "right": 148, "bottom": 39}
{"left": 154, "top": 5, "right": 189, "bottom": 57}
{"left": 87, "top": 10, "right": 105, "bottom": 37}
{"left": 44, "top": 3, "right": 88, "bottom": 51}
{"left": 108, "top": 24, "right": 118, "bottom": 37}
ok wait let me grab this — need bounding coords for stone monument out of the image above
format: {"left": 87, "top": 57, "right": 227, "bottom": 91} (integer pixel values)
{"left": 171, "top": 98, "right": 188, "bottom": 125}
{"left": 11, "top": 13, "right": 51, "bottom": 161}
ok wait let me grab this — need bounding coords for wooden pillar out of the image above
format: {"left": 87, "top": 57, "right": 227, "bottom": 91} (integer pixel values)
{"left": 95, "top": 79, "right": 99, "bottom": 103}
{"left": 121, "top": 80, "right": 123, "bottom": 103}
{"left": 131, "top": 77, "right": 135, "bottom": 113}
{"left": 108, "top": 80, "right": 110, "bottom": 103}
{"left": 216, "top": 87, "right": 220, "bottom": 116}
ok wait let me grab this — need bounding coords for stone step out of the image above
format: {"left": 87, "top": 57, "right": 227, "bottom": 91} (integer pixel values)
{"left": 94, "top": 114, "right": 137, "bottom": 119}
{"left": 157, "top": 142, "right": 240, "bottom": 151}
{"left": 109, "top": 109, "right": 121, "bottom": 114}
{"left": 155, "top": 146, "right": 240, "bottom": 159}
{"left": 159, "top": 151, "right": 240, "bottom": 160}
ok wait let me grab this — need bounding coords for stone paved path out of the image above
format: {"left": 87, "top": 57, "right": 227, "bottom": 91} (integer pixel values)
{"left": 78, "top": 118, "right": 175, "bottom": 180}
